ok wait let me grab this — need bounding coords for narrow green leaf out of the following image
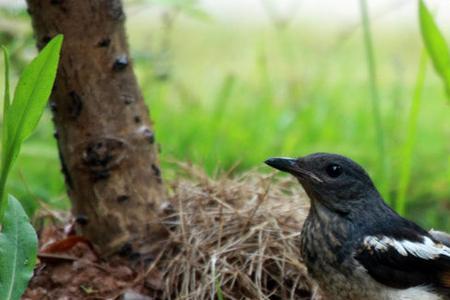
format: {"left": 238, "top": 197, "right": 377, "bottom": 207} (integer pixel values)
{"left": 419, "top": 0, "right": 450, "bottom": 100}
{"left": 1, "top": 46, "right": 10, "bottom": 118}
{"left": 0, "top": 195, "right": 38, "bottom": 300}
{"left": 1, "top": 46, "right": 11, "bottom": 171}
{"left": 0, "top": 35, "right": 63, "bottom": 220}
{"left": 7, "top": 34, "right": 63, "bottom": 148}
{"left": 0, "top": 46, "right": 11, "bottom": 221}
{"left": 359, "top": 0, "right": 388, "bottom": 199}
{"left": 215, "top": 277, "right": 224, "bottom": 300}
{"left": 396, "top": 52, "right": 427, "bottom": 215}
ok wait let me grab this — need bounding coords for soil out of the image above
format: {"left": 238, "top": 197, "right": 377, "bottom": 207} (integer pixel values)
{"left": 24, "top": 225, "right": 163, "bottom": 300}
{"left": 24, "top": 171, "right": 316, "bottom": 300}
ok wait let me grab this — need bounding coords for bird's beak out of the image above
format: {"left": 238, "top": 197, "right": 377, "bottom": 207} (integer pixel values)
{"left": 265, "top": 157, "right": 323, "bottom": 182}
{"left": 265, "top": 157, "right": 299, "bottom": 174}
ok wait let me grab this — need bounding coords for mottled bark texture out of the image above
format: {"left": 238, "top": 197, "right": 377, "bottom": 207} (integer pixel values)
{"left": 26, "top": 0, "right": 168, "bottom": 258}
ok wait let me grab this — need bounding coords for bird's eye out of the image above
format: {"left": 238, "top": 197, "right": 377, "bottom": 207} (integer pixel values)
{"left": 326, "top": 164, "right": 343, "bottom": 178}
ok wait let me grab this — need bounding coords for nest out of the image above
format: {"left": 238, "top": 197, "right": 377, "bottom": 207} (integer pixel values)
{"left": 25, "top": 164, "right": 318, "bottom": 299}
{"left": 158, "top": 164, "right": 315, "bottom": 299}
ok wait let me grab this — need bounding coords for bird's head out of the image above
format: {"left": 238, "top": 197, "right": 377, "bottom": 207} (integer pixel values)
{"left": 265, "top": 153, "right": 380, "bottom": 214}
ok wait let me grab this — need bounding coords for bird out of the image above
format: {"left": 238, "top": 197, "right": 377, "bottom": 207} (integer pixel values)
{"left": 265, "top": 153, "right": 450, "bottom": 300}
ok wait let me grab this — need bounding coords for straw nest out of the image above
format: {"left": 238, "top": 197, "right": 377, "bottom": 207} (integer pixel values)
{"left": 157, "top": 164, "right": 318, "bottom": 300}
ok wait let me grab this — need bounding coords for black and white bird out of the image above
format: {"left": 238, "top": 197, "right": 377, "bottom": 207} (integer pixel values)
{"left": 265, "top": 153, "right": 450, "bottom": 300}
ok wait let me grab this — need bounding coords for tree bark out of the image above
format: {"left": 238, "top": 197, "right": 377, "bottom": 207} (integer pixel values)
{"left": 26, "top": 0, "right": 168, "bottom": 258}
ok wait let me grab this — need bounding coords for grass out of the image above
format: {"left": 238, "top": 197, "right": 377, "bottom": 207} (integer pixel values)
{"left": 359, "top": 0, "right": 388, "bottom": 200}
{"left": 0, "top": 7, "right": 449, "bottom": 231}
{"left": 396, "top": 51, "right": 428, "bottom": 215}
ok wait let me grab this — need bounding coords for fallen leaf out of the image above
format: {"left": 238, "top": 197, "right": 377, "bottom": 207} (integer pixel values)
{"left": 40, "top": 236, "right": 92, "bottom": 254}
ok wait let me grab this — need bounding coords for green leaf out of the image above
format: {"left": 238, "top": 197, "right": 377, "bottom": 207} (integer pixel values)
{"left": 1, "top": 46, "right": 11, "bottom": 171}
{"left": 0, "top": 195, "right": 38, "bottom": 300}
{"left": 2, "top": 46, "right": 10, "bottom": 118}
{"left": 0, "top": 35, "right": 63, "bottom": 220}
{"left": 215, "top": 277, "right": 224, "bottom": 300}
{"left": 418, "top": 0, "right": 450, "bottom": 100}
{"left": 6, "top": 34, "right": 63, "bottom": 153}
{"left": 395, "top": 51, "right": 428, "bottom": 215}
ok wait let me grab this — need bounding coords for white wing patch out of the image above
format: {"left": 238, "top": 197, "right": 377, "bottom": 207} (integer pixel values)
{"left": 390, "top": 286, "right": 443, "bottom": 300}
{"left": 364, "top": 235, "right": 450, "bottom": 260}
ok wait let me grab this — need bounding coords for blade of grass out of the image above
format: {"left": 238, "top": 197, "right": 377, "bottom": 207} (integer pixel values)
{"left": 359, "top": 0, "right": 388, "bottom": 199}
{"left": 215, "top": 278, "right": 224, "bottom": 300}
{"left": 419, "top": 0, "right": 450, "bottom": 101}
{"left": 396, "top": 52, "right": 428, "bottom": 215}
{"left": 1, "top": 46, "right": 10, "bottom": 168}
{"left": 447, "top": 156, "right": 450, "bottom": 187}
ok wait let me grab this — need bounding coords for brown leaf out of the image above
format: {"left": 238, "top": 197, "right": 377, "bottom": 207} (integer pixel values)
{"left": 40, "top": 235, "right": 91, "bottom": 254}
{"left": 38, "top": 253, "right": 78, "bottom": 263}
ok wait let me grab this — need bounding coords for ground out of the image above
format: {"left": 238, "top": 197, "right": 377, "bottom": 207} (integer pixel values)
{"left": 24, "top": 169, "right": 315, "bottom": 299}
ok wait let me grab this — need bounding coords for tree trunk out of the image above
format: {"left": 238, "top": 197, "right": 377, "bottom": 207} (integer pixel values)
{"left": 26, "top": 0, "right": 168, "bottom": 258}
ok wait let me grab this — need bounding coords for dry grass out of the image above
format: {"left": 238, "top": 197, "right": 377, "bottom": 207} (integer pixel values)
{"left": 158, "top": 163, "right": 316, "bottom": 300}
{"left": 25, "top": 164, "right": 319, "bottom": 299}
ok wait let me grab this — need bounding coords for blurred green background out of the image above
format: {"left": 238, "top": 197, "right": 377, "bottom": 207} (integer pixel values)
{"left": 0, "top": 0, "right": 449, "bottom": 230}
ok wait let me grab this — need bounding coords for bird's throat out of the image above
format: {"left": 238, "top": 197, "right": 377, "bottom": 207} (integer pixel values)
{"left": 301, "top": 184, "right": 351, "bottom": 217}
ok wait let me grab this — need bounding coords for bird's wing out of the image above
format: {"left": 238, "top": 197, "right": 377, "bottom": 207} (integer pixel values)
{"left": 354, "top": 232, "right": 450, "bottom": 293}
{"left": 430, "top": 230, "right": 450, "bottom": 248}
